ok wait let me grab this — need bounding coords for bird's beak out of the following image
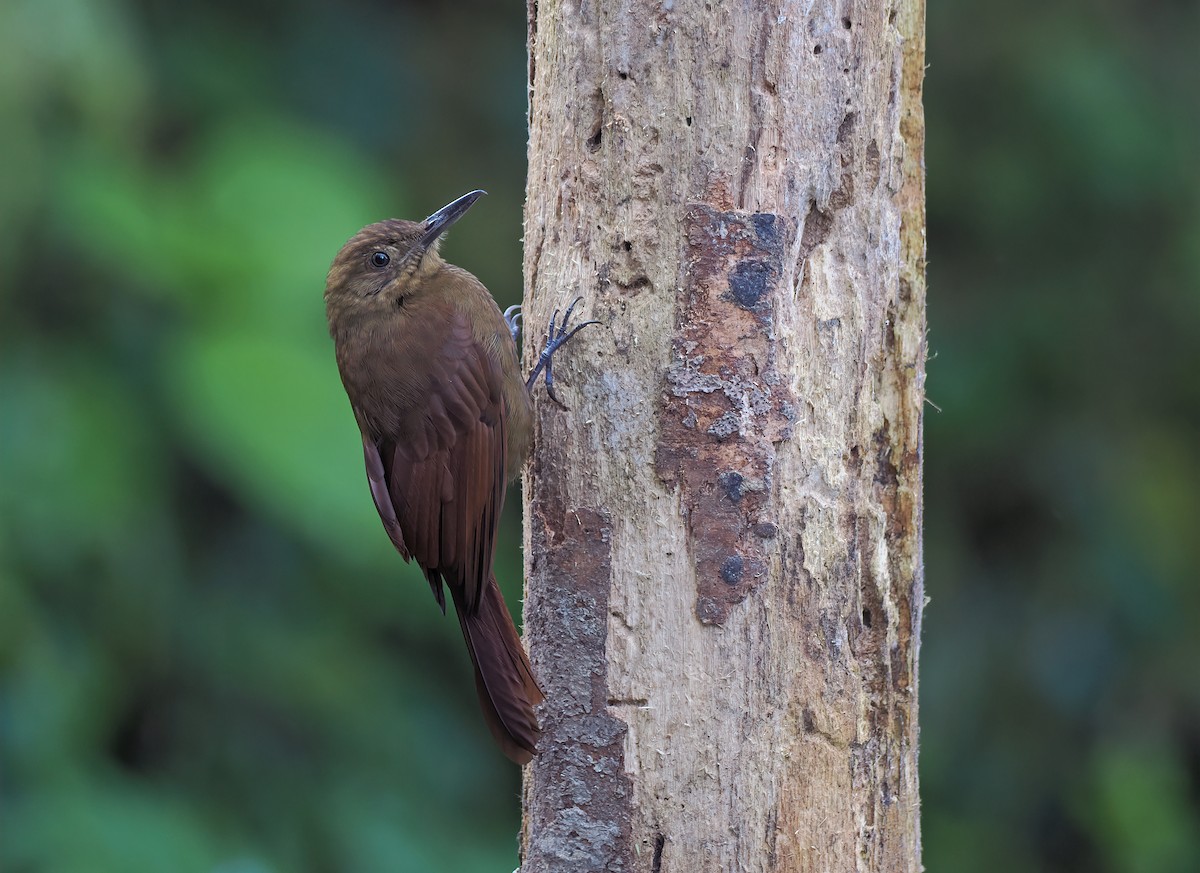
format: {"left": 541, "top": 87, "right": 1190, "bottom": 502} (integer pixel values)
{"left": 418, "top": 189, "right": 486, "bottom": 251}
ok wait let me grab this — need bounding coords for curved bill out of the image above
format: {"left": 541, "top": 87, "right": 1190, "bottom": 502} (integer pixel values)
{"left": 419, "top": 189, "right": 486, "bottom": 250}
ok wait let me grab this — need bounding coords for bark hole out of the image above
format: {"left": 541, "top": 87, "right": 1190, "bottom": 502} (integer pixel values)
{"left": 652, "top": 833, "right": 666, "bottom": 872}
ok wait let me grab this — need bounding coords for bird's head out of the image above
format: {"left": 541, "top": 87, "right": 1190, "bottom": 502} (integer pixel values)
{"left": 324, "top": 189, "right": 485, "bottom": 317}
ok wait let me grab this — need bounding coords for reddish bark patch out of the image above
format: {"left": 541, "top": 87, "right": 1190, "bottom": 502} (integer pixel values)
{"left": 655, "top": 205, "right": 796, "bottom": 625}
{"left": 524, "top": 477, "right": 634, "bottom": 870}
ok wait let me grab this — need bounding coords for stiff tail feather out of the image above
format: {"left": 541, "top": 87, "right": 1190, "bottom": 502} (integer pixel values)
{"left": 455, "top": 576, "right": 543, "bottom": 764}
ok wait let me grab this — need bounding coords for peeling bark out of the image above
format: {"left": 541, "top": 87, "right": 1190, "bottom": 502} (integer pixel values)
{"left": 521, "top": 1, "right": 926, "bottom": 871}
{"left": 657, "top": 206, "right": 795, "bottom": 626}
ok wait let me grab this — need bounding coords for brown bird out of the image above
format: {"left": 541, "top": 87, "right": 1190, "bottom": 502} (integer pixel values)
{"left": 324, "top": 190, "right": 594, "bottom": 763}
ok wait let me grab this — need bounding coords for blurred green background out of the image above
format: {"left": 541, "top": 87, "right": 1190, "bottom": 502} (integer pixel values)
{"left": 0, "top": 0, "right": 1196, "bottom": 871}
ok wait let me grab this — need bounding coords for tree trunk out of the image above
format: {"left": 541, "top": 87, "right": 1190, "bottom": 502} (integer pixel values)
{"left": 520, "top": 1, "right": 925, "bottom": 870}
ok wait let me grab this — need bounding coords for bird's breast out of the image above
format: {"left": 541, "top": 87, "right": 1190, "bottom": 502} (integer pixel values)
{"left": 332, "top": 309, "right": 440, "bottom": 438}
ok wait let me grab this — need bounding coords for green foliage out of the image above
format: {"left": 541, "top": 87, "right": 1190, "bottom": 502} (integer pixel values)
{"left": 923, "top": 0, "right": 1200, "bottom": 870}
{"left": 2, "top": 1, "right": 528, "bottom": 870}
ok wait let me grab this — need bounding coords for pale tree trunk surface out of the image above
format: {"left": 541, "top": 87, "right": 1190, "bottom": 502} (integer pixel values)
{"left": 520, "top": 0, "right": 925, "bottom": 870}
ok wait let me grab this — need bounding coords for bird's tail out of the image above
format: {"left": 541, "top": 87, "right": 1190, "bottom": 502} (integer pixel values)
{"left": 454, "top": 576, "right": 543, "bottom": 764}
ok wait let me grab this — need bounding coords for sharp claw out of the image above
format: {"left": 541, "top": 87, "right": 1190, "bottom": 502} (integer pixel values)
{"left": 524, "top": 297, "right": 600, "bottom": 399}
{"left": 565, "top": 299, "right": 583, "bottom": 332}
{"left": 545, "top": 361, "right": 568, "bottom": 409}
{"left": 562, "top": 320, "right": 601, "bottom": 343}
{"left": 504, "top": 304, "right": 524, "bottom": 342}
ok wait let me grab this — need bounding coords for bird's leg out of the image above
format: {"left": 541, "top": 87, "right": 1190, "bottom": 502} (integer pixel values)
{"left": 525, "top": 296, "right": 599, "bottom": 408}
{"left": 503, "top": 304, "right": 522, "bottom": 344}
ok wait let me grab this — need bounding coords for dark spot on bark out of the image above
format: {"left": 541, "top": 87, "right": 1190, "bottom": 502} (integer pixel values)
{"left": 802, "top": 706, "right": 817, "bottom": 733}
{"left": 847, "top": 444, "right": 863, "bottom": 472}
{"left": 728, "top": 260, "right": 773, "bottom": 311}
{"left": 842, "top": 17, "right": 852, "bottom": 28}
{"left": 837, "top": 112, "right": 857, "bottom": 144}
{"left": 618, "top": 70, "right": 629, "bottom": 80}
{"left": 586, "top": 126, "right": 603, "bottom": 152}
{"left": 817, "top": 317, "right": 841, "bottom": 337}
{"left": 875, "top": 425, "right": 899, "bottom": 488}
{"left": 622, "top": 240, "right": 632, "bottom": 251}
{"left": 813, "top": 44, "right": 822, "bottom": 54}
{"left": 892, "top": 639, "right": 910, "bottom": 693}
{"left": 866, "top": 139, "right": 882, "bottom": 188}
{"left": 696, "top": 597, "right": 723, "bottom": 624}
{"left": 720, "top": 555, "right": 744, "bottom": 585}
{"left": 799, "top": 203, "right": 834, "bottom": 264}
{"left": 751, "top": 212, "right": 781, "bottom": 248}
{"left": 685, "top": 116, "right": 693, "bottom": 126}
{"left": 652, "top": 833, "right": 666, "bottom": 873}
{"left": 752, "top": 522, "right": 778, "bottom": 539}
{"left": 616, "top": 275, "right": 651, "bottom": 296}
{"left": 830, "top": 174, "right": 854, "bottom": 211}
{"left": 862, "top": 608, "right": 872, "bottom": 628}
{"left": 719, "top": 471, "right": 745, "bottom": 502}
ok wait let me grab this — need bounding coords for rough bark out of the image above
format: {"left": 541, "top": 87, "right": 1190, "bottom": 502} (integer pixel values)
{"left": 520, "top": 1, "right": 926, "bottom": 871}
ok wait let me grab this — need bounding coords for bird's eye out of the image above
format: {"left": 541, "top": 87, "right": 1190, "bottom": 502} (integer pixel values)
{"left": 370, "top": 251, "right": 390, "bottom": 268}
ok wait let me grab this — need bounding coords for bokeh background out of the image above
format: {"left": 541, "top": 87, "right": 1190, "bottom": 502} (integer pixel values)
{"left": 0, "top": 0, "right": 1196, "bottom": 871}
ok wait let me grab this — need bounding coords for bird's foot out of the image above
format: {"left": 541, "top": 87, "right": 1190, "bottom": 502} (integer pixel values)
{"left": 525, "top": 297, "right": 599, "bottom": 408}
{"left": 503, "top": 304, "right": 522, "bottom": 344}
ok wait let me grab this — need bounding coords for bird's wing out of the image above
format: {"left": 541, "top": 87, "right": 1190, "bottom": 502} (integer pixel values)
{"left": 361, "top": 309, "right": 507, "bottom": 617}
{"left": 363, "top": 432, "right": 409, "bottom": 559}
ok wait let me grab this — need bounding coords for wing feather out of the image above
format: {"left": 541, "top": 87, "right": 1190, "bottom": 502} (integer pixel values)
{"left": 360, "top": 309, "right": 505, "bottom": 616}
{"left": 351, "top": 304, "right": 539, "bottom": 761}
